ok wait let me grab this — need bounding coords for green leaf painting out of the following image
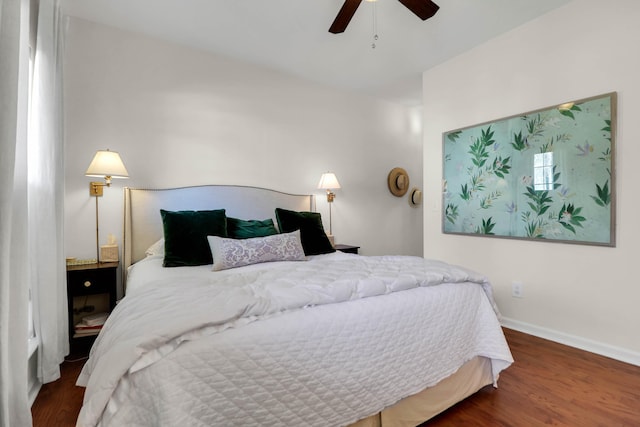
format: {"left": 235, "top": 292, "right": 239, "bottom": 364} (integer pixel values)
{"left": 442, "top": 93, "right": 615, "bottom": 246}
{"left": 591, "top": 180, "right": 610, "bottom": 207}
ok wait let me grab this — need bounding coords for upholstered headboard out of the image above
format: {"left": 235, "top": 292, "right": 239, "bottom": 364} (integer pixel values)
{"left": 123, "top": 185, "right": 314, "bottom": 271}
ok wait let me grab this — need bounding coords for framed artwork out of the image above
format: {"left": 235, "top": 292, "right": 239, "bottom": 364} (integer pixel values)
{"left": 442, "top": 92, "right": 616, "bottom": 246}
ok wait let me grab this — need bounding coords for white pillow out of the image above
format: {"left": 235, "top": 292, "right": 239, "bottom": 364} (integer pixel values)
{"left": 207, "top": 230, "right": 306, "bottom": 271}
{"left": 145, "top": 238, "right": 165, "bottom": 257}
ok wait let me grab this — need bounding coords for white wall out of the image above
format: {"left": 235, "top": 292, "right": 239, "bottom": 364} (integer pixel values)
{"left": 423, "top": 0, "right": 640, "bottom": 363}
{"left": 63, "top": 18, "right": 423, "bottom": 296}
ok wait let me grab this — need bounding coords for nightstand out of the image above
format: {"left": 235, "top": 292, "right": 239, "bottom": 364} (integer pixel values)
{"left": 334, "top": 244, "right": 360, "bottom": 254}
{"left": 66, "top": 262, "right": 118, "bottom": 355}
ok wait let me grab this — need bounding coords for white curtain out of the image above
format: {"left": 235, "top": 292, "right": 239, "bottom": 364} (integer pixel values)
{"left": 29, "top": 0, "right": 68, "bottom": 385}
{"left": 0, "top": 0, "right": 33, "bottom": 425}
{"left": 0, "top": 0, "right": 66, "bottom": 423}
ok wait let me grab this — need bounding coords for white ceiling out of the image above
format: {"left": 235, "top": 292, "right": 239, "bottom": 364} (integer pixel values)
{"left": 61, "top": 0, "right": 571, "bottom": 106}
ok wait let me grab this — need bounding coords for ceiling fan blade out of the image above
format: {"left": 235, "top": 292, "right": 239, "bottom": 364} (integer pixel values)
{"left": 329, "top": 0, "right": 363, "bottom": 34}
{"left": 397, "top": 0, "right": 439, "bottom": 20}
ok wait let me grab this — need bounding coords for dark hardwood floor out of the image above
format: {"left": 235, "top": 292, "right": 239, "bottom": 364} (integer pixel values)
{"left": 32, "top": 355, "right": 86, "bottom": 427}
{"left": 32, "top": 328, "right": 640, "bottom": 426}
{"left": 423, "top": 329, "right": 640, "bottom": 427}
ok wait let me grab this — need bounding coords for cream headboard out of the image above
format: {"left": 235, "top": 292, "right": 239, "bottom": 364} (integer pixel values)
{"left": 123, "top": 185, "right": 315, "bottom": 272}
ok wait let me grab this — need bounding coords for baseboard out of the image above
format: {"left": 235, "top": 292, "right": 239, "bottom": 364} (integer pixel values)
{"left": 28, "top": 381, "right": 42, "bottom": 407}
{"left": 27, "top": 335, "right": 41, "bottom": 406}
{"left": 501, "top": 317, "right": 640, "bottom": 367}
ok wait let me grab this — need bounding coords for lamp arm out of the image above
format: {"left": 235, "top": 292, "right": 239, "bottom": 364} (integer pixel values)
{"left": 89, "top": 179, "right": 112, "bottom": 197}
{"left": 326, "top": 189, "right": 335, "bottom": 203}
{"left": 95, "top": 195, "right": 100, "bottom": 263}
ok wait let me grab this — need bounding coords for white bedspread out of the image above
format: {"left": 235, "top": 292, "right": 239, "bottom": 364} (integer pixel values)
{"left": 76, "top": 254, "right": 512, "bottom": 427}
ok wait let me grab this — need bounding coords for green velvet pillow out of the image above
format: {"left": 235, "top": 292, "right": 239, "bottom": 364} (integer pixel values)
{"left": 275, "top": 208, "right": 335, "bottom": 256}
{"left": 160, "top": 209, "right": 227, "bottom": 267}
{"left": 227, "top": 217, "right": 278, "bottom": 239}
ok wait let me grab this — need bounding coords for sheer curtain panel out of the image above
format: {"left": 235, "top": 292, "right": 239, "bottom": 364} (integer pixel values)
{"left": 29, "top": 0, "right": 68, "bottom": 385}
{"left": 0, "top": 0, "right": 33, "bottom": 425}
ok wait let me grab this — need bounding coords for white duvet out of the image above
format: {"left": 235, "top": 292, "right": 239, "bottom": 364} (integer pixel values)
{"left": 77, "top": 253, "right": 513, "bottom": 427}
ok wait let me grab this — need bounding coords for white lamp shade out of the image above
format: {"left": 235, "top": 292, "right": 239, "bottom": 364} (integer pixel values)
{"left": 317, "top": 172, "right": 341, "bottom": 190}
{"left": 85, "top": 150, "right": 129, "bottom": 178}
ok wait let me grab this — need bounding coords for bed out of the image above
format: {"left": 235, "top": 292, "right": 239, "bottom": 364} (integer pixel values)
{"left": 75, "top": 185, "right": 513, "bottom": 427}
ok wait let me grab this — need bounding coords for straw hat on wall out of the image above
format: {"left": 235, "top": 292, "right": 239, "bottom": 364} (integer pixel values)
{"left": 387, "top": 167, "right": 410, "bottom": 197}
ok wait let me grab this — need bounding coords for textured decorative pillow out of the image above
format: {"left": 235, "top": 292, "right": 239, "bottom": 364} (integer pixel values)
{"left": 207, "top": 230, "right": 306, "bottom": 271}
{"left": 227, "top": 217, "right": 278, "bottom": 239}
{"left": 161, "top": 209, "right": 227, "bottom": 267}
{"left": 145, "top": 238, "right": 165, "bottom": 257}
{"left": 275, "top": 208, "right": 335, "bottom": 256}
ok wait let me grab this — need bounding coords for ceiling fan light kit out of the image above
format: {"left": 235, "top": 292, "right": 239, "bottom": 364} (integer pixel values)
{"left": 329, "top": 0, "right": 439, "bottom": 34}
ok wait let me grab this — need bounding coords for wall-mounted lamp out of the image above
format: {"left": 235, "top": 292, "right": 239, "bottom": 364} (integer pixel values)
{"left": 86, "top": 149, "right": 129, "bottom": 196}
{"left": 317, "top": 172, "right": 341, "bottom": 241}
{"left": 85, "top": 149, "right": 129, "bottom": 262}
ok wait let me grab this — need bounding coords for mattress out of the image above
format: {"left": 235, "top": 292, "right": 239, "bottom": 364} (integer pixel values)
{"left": 76, "top": 252, "right": 513, "bottom": 426}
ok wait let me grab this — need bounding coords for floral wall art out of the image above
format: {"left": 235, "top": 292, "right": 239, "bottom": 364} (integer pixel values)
{"left": 442, "top": 92, "right": 616, "bottom": 246}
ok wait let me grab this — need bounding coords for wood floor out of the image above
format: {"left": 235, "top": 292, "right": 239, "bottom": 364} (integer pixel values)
{"left": 32, "top": 328, "right": 640, "bottom": 426}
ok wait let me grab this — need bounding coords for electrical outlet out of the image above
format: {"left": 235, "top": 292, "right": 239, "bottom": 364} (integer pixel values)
{"left": 511, "top": 282, "right": 524, "bottom": 298}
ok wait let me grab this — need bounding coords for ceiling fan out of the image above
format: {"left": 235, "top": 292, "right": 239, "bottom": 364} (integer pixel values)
{"left": 329, "top": 0, "right": 440, "bottom": 34}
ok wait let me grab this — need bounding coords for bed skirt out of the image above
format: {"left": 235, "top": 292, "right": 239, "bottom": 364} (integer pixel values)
{"left": 349, "top": 356, "right": 493, "bottom": 427}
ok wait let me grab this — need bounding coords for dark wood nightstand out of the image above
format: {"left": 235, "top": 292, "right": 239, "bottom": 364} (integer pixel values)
{"left": 66, "top": 262, "right": 118, "bottom": 355}
{"left": 334, "top": 244, "right": 360, "bottom": 254}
